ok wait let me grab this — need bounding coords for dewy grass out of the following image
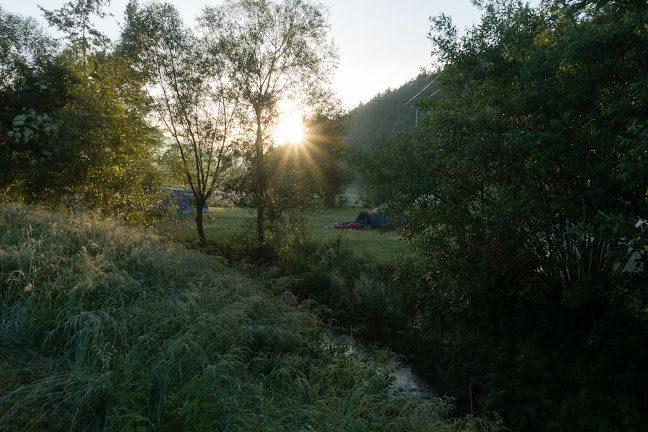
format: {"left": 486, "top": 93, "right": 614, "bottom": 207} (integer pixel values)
{"left": 0, "top": 203, "right": 501, "bottom": 431}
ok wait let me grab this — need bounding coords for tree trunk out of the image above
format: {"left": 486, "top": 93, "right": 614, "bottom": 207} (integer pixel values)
{"left": 195, "top": 198, "right": 207, "bottom": 244}
{"left": 323, "top": 183, "right": 336, "bottom": 207}
{"left": 255, "top": 107, "right": 265, "bottom": 248}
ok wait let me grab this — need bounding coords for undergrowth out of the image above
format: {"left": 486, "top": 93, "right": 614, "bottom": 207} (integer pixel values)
{"left": 0, "top": 203, "right": 501, "bottom": 431}
{"left": 207, "top": 216, "right": 648, "bottom": 431}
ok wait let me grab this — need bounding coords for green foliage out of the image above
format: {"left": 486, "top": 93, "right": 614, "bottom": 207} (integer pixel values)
{"left": 258, "top": 111, "right": 351, "bottom": 217}
{"left": 361, "top": 0, "right": 648, "bottom": 429}
{"left": 0, "top": 7, "right": 164, "bottom": 224}
{"left": 0, "top": 6, "right": 56, "bottom": 89}
{"left": 0, "top": 203, "right": 498, "bottom": 431}
{"left": 303, "top": 110, "right": 355, "bottom": 207}
{"left": 226, "top": 111, "right": 352, "bottom": 254}
{"left": 245, "top": 227, "right": 418, "bottom": 361}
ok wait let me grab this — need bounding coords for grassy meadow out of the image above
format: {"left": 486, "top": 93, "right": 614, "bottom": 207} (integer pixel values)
{"left": 156, "top": 207, "right": 414, "bottom": 263}
{"left": 0, "top": 203, "right": 499, "bottom": 431}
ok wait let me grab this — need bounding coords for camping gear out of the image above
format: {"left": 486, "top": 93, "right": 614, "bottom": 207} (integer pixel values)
{"left": 367, "top": 209, "right": 390, "bottom": 228}
{"left": 326, "top": 208, "right": 391, "bottom": 230}
{"left": 162, "top": 187, "right": 209, "bottom": 214}
{"left": 333, "top": 222, "right": 364, "bottom": 230}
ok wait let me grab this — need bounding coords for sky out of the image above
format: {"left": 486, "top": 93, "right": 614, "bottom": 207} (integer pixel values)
{"left": 2, "top": 0, "right": 489, "bottom": 109}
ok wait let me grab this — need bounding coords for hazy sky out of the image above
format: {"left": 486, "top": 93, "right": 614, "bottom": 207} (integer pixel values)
{"left": 2, "top": 0, "right": 489, "bottom": 108}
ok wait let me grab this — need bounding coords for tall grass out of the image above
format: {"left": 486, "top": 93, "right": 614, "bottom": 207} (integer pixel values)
{"left": 0, "top": 203, "right": 499, "bottom": 431}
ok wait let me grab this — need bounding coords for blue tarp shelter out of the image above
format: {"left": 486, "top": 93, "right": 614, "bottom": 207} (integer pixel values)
{"left": 162, "top": 187, "right": 208, "bottom": 214}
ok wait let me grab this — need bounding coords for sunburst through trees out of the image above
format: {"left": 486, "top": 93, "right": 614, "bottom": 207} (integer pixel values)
{"left": 267, "top": 110, "right": 352, "bottom": 214}
{"left": 200, "top": 0, "right": 339, "bottom": 250}
{"left": 274, "top": 110, "right": 306, "bottom": 146}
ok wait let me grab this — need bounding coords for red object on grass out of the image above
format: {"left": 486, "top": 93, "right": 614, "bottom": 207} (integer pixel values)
{"left": 334, "top": 222, "right": 364, "bottom": 230}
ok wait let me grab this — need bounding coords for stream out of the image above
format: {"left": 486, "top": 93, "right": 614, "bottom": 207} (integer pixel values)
{"left": 324, "top": 333, "right": 438, "bottom": 400}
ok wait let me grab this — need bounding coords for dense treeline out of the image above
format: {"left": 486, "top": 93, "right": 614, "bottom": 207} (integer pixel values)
{"left": 360, "top": 0, "right": 648, "bottom": 430}
{"left": 0, "top": 4, "right": 162, "bottom": 223}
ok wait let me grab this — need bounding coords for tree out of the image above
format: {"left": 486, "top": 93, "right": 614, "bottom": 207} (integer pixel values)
{"left": 120, "top": 1, "right": 242, "bottom": 242}
{"left": 199, "top": 0, "right": 338, "bottom": 249}
{"left": 268, "top": 109, "right": 350, "bottom": 207}
{"left": 231, "top": 108, "right": 349, "bottom": 242}
{"left": 362, "top": 0, "right": 648, "bottom": 429}
{"left": 261, "top": 143, "right": 322, "bottom": 229}
{"left": 265, "top": 108, "right": 351, "bottom": 211}
{"left": 0, "top": 7, "right": 57, "bottom": 191}
{"left": 0, "top": 6, "right": 56, "bottom": 90}
{"left": 302, "top": 109, "right": 352, "bottom": 207}
{"left": 39, "top": 0, "right": 112, "bottom": 60}
{"left": 0, "top": 5, "right": 163, "bottom": 223}
{"left": 410, "top": 0, "right": 648, "bottom": 291}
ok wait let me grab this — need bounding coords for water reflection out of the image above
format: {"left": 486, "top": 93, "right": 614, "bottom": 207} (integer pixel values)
{"left": 324, "top": 332, "right": 437, "bottom": 399}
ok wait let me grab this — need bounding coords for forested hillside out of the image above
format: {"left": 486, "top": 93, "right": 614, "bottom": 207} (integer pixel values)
{"left": 344, "top": 71, "right": 438, "bottom": 152}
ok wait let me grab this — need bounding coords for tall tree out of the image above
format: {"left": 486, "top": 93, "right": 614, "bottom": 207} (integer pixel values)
{"left": 39, "top": 0, "right": 112, "bottom": 60}
{"left": 0, "top": 7, "right": 56, "bottom": 189}
{"left": 120, "top": 1, "right": 242, "bottom": 242}
{"left": 0, "top": 6, "right": 56, "bottom": 90}
{"left": 199, "top": 0, "right": 338, "bottom": 249}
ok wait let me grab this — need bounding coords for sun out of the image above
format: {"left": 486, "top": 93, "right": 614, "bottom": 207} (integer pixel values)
{"left": 274, "top": 111, "right": 305, "bottom": 145}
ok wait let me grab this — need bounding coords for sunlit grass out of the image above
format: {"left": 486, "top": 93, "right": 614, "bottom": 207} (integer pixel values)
{"left": 156, "top": 207, "right": 255, "bottom": 243}
{"left": 157, "top": 207, "right": 414, "bottom": 263}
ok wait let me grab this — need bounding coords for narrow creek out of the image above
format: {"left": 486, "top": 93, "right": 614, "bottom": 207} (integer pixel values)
{"left": 324, "top": 332, "right": 438, "bottom": 400}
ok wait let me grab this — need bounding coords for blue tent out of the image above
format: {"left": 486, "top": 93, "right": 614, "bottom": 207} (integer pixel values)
{"left": 162, "top": 187, "right": 209, "bottom": 214}
{"left": 368, "top": 209, "right": 390, "bottom": 228}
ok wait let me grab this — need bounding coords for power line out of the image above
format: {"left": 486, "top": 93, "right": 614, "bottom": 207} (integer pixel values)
{"left": 339, "top": 98, "right": 413, "bottom": 104}
{"left": 338, "top": 77, "right": 438, "bottom": 107}
{"left": 402, "top": 77, "right": 436, "bottom": 107}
